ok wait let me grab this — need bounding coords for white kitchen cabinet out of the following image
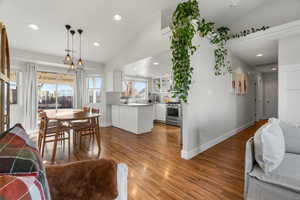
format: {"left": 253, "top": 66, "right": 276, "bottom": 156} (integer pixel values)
{"left": 155, "top": 103, "right": 167, "bottom": 122}
{"left": 112, "top": 105, "right": 120, "bottom": 127}
{"left": 152, "top": 75, "right": 172, "bottom": 94}
{"left": 111, "top": 105, "right": 154, "bottom": 134}
{"left": 161, "top": 77, "right": 172, "bottom": 92}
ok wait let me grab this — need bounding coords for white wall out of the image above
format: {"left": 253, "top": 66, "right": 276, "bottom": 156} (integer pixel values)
{"left": 255, "top": 72, "right": 263, "bottom": 122}
{"left": 278, "top": 35, "right": 300, "bottom": 125}
{"left": 182, "top": 38, "right": 255, "bottom": 159}
{"left": 279, "top": 35, "right": 300, "bottom": 66}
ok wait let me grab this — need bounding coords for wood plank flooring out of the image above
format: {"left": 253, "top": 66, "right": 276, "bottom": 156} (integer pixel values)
{"left": 43, "top": 121, "right": 266, "bottom": 200}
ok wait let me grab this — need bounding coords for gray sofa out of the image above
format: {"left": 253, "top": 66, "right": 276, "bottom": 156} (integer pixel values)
{"left": 245, "top": 121, "right": 300, "bottom": 200}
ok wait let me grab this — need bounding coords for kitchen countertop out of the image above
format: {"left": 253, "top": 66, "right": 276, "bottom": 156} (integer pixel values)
{"left": 114, "top": 103, "right": 154, "bottom": 107}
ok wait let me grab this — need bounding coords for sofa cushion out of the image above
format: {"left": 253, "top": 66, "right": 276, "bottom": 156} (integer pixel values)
{"left": 269, "top": 118, "right": 300, "bottom": 154}
{"left": 254, "top": 122, "right": 285, "bottom": 173}
{"left": 250, "top": 153, "right": 300, "bottom": 193}
{"left": 0, "top": 124, "right": 42, "bottom": 176}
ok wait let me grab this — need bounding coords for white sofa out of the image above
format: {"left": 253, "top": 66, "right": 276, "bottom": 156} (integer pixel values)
{"left": 245, "top": 119, "right": 300, "bottom": 200}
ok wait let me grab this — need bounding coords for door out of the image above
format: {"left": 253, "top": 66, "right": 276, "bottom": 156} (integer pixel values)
{"left": 263, "top": 73, "right": 278, "bottom": 119}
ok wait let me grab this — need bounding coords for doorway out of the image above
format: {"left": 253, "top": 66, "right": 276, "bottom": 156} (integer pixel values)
{"left": 263, "top": 73, "right": 278, "bottom": 119}
{"left": 255, "top": 71, "right": 279, "bottom": 121}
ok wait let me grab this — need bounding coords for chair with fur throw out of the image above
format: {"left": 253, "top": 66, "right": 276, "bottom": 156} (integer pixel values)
{"left": 46, "top": 159, "right": 119, "bottom": 200}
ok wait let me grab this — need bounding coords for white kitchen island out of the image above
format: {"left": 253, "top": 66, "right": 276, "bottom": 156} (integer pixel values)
{"left": 111, "top": 104, "right": 154, "bottom": 134}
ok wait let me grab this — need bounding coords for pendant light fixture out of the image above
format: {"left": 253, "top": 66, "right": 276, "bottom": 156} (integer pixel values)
{"left": 63, "top": 24, "right": 85, "bottom": 71}
{"left": 77, "top": 29, "right": 84, "bottom": 68}
{"left": 70, "top": 29, "right": 75, "bottom": 70}
{"left": 63, "top": 25, "right": 72, "bottom": 65}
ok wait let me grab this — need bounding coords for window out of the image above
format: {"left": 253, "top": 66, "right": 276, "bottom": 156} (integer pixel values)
{"left": 10, "top": 71, "right": 18, "bottom": 104}
{"left": 87, "top": 77, "right": 102, "bottom": 103}
{"left": 37, "top": 72, "right": 75, "bottom": 110}
{"left": 122, "top": 79, "right": 148, "bottom": 100}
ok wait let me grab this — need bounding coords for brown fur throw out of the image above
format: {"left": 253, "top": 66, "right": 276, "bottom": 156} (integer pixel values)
{"left": 46, "top": 159, "right": 118, "bottom": 200}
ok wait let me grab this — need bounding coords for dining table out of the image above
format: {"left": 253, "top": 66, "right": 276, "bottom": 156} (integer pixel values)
{"left": 46, "top": 109, "right": 102, "bottom": 163}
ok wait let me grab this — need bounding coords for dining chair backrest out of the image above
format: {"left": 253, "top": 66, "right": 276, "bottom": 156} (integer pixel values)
{"left": 83, "top": 107, "right": 90, "bottom": 112}
{"left": 90, "top": 108, "right": 100, "bottom": 127}
{"left": 91, "top": 108, "right": 100, "bottom": 114}
{"left": 39, "top": 112, "right": 48, "bottom": 133}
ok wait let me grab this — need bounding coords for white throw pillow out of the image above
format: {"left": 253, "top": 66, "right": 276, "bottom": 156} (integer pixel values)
{"left": 269, "top": 118, "right": 300, "bottom": 154}
{"left": 254, "top": 122, "right": 285, "bottom": 173}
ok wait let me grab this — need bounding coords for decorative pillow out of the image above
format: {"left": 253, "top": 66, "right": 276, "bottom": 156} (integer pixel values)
{"left": 0, "top": 124, "right": 51, "bottom": 200}
{"left": 269, "top": 118, "right": 300, "bottom": 155}
{"left": 0, "top": 124, "right": 41, "bottom": 176}
{"left": 0, "top": 124, "right": 37, "bottom": 149}
{"left": 254, "top": 122, "right": 285, "bottom": 173}
{"left": 0, "top": 175, "right": 46, "bottom": 200}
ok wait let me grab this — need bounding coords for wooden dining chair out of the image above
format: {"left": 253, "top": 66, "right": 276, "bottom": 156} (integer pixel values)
{"left": 71, "top": 107, "right": 90, "bottom": 127}
{"left": 38, "top": 112, "right": 71, "bottom": 158}
{"left": 38, "top": 109, "right": 57, "bottom": 128}
{"left": 74, "top": 108, "right": 101, "bottom": 149}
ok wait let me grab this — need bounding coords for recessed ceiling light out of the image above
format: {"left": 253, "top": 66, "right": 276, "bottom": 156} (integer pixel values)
{"left": 229, "top": 0, "right": 239, "bottom": 7}
{"left": 272, "top": 67, "right": 277, "bottom": 71}
{"left": 28, "top": 24, "right": 39, "bottom": 30}
{"left": 256, "top": 53, "right": 263, "bottom": 57}
{"left": 153, "top": 62, "right": 159, "bottom": 65}
{"left": 113, "top": 14, "right": 122, "bottom": 21}
{"left": 93, "top": 42, "right": 100, "bottom": 47}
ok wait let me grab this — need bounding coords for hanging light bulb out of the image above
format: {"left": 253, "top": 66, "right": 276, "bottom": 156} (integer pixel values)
{"left": 78, "top": 58, "right": 83, "bottom": 66}
{"left": 63, "top": 25, "right": 72, "bottom": 65}
{"left": 70, "top": 29, "right": 76, "bottom": 70}
{"left": 70, "top": 62, "right": 75, "bottom": 69}
{"left": 77, "top": 29, "right": 84, "bottom": 67}
{"left": 64, "top": 53, "right": 71, "bottom": 65}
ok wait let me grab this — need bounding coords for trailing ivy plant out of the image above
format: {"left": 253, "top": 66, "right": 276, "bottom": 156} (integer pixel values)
{"left": 170, "top": 0, "right": 231, "bottom": 102}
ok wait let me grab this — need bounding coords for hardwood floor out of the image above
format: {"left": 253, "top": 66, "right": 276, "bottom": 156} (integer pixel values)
{"left": 43, "top": 121, "right": 266, "bottom": 200}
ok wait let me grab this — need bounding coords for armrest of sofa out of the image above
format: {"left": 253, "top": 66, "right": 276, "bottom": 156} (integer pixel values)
{"left": 245, "top": 137, "right": 255, "bottom": 174}
{"left": 115, "top": 164, "right": 128, "bottom": 200}
{"left": 244, "top": 137, "right": 255, "bottom": 199}
{"left": 46, "top": 159, "right": 118, "bottom": 200}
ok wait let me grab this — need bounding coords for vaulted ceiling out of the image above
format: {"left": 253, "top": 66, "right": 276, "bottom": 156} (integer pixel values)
{"left": 1, "top": 0, "right": 299, "bottom": 65}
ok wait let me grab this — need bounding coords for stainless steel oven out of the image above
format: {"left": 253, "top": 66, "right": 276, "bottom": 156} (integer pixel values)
{"left": 166, "top": 102, "right": 182, "bottom": 126}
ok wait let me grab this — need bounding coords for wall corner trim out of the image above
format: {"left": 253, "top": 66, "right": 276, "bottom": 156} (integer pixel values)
{"left": 181, "top": 121, "right": 255, "bottom": 160}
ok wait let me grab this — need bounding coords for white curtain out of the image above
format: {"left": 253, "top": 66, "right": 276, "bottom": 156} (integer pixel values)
{"left": 23, "top": 63, "right": 38, "bottom": 132}
{"left": 75, "top": 70, "right": 85, "bottom": 108}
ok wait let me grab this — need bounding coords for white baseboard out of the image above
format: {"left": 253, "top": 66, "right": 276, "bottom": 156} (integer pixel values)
{"left": 100, "top": 122, "right": 112, "bottom": 128}
{"left": 181, "top": 121, "right": 255, "bottom": 160}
